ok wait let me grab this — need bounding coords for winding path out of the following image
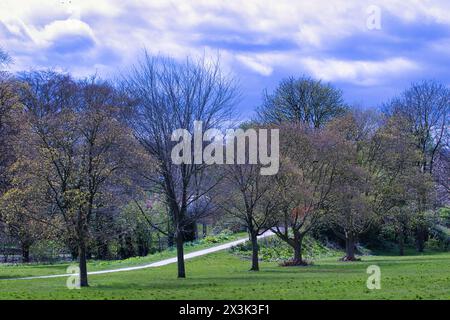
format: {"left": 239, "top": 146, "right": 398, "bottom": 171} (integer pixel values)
{"left": 4, "top": 231, "right": 273, "bottom": 281}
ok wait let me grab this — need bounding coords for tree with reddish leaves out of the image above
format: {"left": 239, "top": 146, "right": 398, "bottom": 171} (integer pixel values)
{"left": 270, "top": 122, "right": 348, "bottom": 265}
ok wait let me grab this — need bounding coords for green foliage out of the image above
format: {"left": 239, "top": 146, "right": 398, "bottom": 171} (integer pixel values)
{"left": 199, "top": 230, "right": 234, "bottom": 244}
{"left": 439, "top": 207, "right": 450, "bottom": 227}
{"left": 425, "top": 238, "right": 443, "bottom": 251}
{"left": 29, "top": 240, "right": 67, "bottom": 263}
{"left": 230, "top": 235, "right": 342, "bottom": 262}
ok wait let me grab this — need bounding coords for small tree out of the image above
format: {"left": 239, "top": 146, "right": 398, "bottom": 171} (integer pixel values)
{"left": 0, "top": 174, "right": 49, "bottom": 262}
{"left": 220, "top": 162, "right": 277, "bottom": 271}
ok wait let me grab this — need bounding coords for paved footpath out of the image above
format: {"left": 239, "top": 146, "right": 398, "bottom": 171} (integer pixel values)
{"left": 4, "top": 231, "right": 273, "bottom": 281}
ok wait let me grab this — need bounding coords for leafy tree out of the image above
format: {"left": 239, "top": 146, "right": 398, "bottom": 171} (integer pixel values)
{"left": 385, "top": 82, "right": 447, "bottom": 252}
{"left": 16, "top": 72, "right": 142, "bottom": 286}
{"left": 0, "top": 177, "right": 48, "bottom": 262}
{"left": 270, "top": 123, "right": 346, "bottom": 265}
{"left": 0, "top": 50, "right": 18, "bottom": 194}
{"left": 326, "top": 111, "right": 380, "bottom": 260}
{"left": 369, "top": 115, "right": 433, "bottom": 254}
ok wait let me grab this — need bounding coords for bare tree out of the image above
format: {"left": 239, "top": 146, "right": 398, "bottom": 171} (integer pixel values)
{"left": 123, "top": 53, "right": 238, "bottom": 278}
{"left": 0, "top": 48, "right": 11, "bottom": 68}
{"left": 257, "top": 76, "right": 347, "bottom": 128}
{"left": 384, "top": 81, "right": 449, "bottom": 175}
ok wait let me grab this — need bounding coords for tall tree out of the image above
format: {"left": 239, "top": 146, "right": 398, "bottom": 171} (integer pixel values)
{"left": 0, "top": 49, "right": 17, "bottom": 194}
{"left": 17, "top": 72, "right": 139, "bottom": 286}
{"left": 383, "top": 82, "right": 447, "bottom": 250}
{"left": 327, "top": 111, "right": 379, "bottom": 260}
{"left": 123, "top": 54, "right": 238, "bottom": 278}
{"left": 372, "top": 116, "right": 434, "bottom": 254}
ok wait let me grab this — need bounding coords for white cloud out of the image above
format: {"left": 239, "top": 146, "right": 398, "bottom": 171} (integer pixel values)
{"left": 301, "top": 57, "right": 420, "bottom": 85}
{"left": 27, "top": 19, "right": 95, "bottom": 47}
{"left": 236, "top": 54, "right": 274, "bottom": 76}
{"left": 0, "top": 0, "right": 448, "bottom": 82}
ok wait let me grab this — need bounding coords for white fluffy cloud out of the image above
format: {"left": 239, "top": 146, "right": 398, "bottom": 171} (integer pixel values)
{"left": 301, "top": 57, "right": 420, "bottom": 85}
{"left": 0, "top": 0, "right": 449, "bottom": 84}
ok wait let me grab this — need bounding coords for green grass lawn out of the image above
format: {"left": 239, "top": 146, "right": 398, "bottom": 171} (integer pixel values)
{"left": 0, "top": 232, "right": 247, "bottom": 279}
{"left": 0, "top": 249, "right": 449, "bottom": 300}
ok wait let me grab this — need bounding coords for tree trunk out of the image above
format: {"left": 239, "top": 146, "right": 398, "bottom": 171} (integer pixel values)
{"left": 176, "top": 232, "right": 186, "bottom": 278}
{"left": 78, "top": 241, "right": 89, "bottom": 287}
{"left": 168, "top": 233, "right": 174, "bottom": 247}
{"left": 21, "top": 242, "right": 30, "bottom": 263}
{"left": 202, "top": 223, "right": 207, "bottom": 238}
{"left": 250, "top": 233, "right": 259, "bottom": 271}
{"left": 292, "top": 232, "right": 305, "bottom": 265}
{"left": 398, "top": 232, "right": 405, "bottom": 256}
{"left": 69, "top": 241, "right": 78, "bottom": 260}
{"left": 194, "top": 222, "right": 199, "bottom": 240}
{"left": 344, "top": 233, "right": 356, "bottom": 261}
{"left": 415, "top": 228, "right": 426, "bottom": 253}
{"left": 137, "top": 234, "right": 149, "bottom": 257}
{"left": 97, "top": 241, "right": 110, "bottom": 260}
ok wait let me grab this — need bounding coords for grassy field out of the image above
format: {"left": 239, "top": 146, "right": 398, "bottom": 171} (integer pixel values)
{"left": 0, "top": 248, "right": 449, "bottom": 300}
{"left": 0, "top": 232, "right": 247, "bottom": 279}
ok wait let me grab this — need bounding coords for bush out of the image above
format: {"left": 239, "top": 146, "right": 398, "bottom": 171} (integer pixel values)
{"left": 30, "top": 240, "right": 68, "bottom": 263}
{"left": 230, "top": 235, "right": 342, "bottom": 262}
{"left": 424, "top": 238, "right": 442, "bottom": 251}
{"left": 200, "top": 230, "right": 233, "bottom": 244}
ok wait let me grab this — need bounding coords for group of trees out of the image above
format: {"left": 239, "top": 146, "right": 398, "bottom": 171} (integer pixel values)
{"left": 0, "top": 48, "right": 448, "bottom": 285}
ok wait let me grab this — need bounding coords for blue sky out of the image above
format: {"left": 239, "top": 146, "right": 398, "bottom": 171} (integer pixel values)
{"left": 1, "top": 0, "right": 450, "bottom": 118}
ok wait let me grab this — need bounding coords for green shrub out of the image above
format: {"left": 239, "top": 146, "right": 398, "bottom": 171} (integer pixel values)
{"left": 200, "top": 230, "right": 233, "bottom": 244}
{"left": 230, "top": 235, "right": 342, "bottom": 262}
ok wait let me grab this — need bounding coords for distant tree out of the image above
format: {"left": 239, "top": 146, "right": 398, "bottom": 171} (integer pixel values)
{"left": 434, "top": 149, "right": 449, "bottom": 202}
{"left": 384, "top": 80, "right": 449, "bottom": 175}
{"left": 0, "top": 50, "right": 18, "bottom": 194}
{"left": 0, "top": 48, "right": 11, "bottom": 68}
{"left": 257, "top": 76, "right": 347, "bottom": 128}
{"left": 123, "top": 54, "right": 238, "bottom": 278}
{"left": 0, "top": 172, "right": 48, "bottom": 262}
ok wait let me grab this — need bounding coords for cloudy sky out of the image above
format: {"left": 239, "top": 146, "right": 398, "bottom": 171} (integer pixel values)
{"left": 1, "top": 0, "right": 450, "bottom": 118}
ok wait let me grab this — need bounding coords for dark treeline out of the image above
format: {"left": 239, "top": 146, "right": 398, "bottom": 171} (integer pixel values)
{"left": 0, "top": 49, "right": 449, "bottom": 286}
